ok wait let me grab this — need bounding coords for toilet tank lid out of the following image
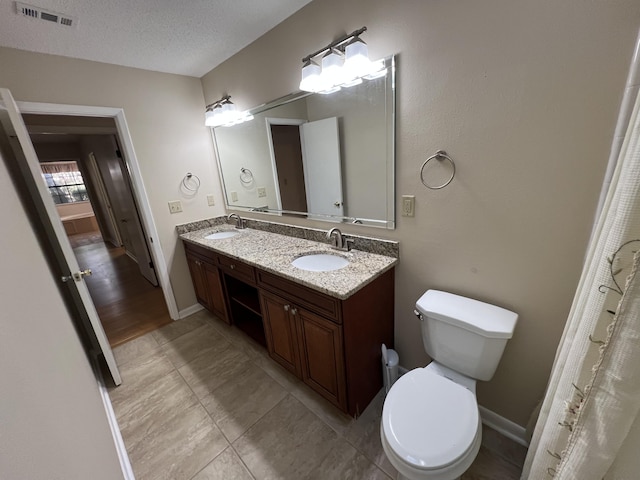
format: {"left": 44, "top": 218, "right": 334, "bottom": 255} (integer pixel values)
{"left": 416, "top": 290, "right": 518, "bottom": 339}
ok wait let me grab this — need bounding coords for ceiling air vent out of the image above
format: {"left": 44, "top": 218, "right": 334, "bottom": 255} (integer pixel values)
{"left": 15, "top": 2, "right": 77, "bottom": 28}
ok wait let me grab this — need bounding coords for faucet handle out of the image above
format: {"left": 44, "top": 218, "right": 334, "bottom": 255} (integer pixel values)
{"left": 344, "top": 238, "right": 355, "bottom": 251}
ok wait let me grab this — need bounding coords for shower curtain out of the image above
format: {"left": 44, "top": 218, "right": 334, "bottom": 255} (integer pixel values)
{"left": 521, "top": 89, "right": 640, "bottom": 478}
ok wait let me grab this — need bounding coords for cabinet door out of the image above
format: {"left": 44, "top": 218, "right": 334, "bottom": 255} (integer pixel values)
{"left": 260, "top": 291, "right": 301, "bottom": 376}
{"left": 186, "top": 252, "right": 211, "bottom": 310}
{"left": 203, "top": 262, "right": 229, "bottom": 323}
{"left": 296, "top": 307, "right": 346, "bottom": 410}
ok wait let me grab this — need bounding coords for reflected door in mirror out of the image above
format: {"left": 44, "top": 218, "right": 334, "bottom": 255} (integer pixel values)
{"left": 270, "top": 124, "right": 307, "bottom": 212}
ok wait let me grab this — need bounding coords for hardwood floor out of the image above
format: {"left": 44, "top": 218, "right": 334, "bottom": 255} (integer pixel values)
{"left": 70, "top": 232, "right": 172, "bottom": 347}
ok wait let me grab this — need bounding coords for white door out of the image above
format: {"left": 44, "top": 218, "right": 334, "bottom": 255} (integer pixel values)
{"left": 92, "top": 135, "right": 158, "bottom": 286}
{"left": 0, "top": 88, "right": 121, "bottom": 386}
{"left": 300, "top": 117, "right": 344, "bottom": 220}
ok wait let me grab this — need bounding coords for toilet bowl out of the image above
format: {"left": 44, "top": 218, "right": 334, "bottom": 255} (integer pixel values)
{"left": 380, "top": 290, "right": 518, "bottom": 480}
{"left": 381, "top": 364, "right": 482, "bottom": 480}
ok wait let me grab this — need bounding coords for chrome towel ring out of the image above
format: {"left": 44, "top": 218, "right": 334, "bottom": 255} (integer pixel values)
{"left": 182, "top": 172, "right": 201, "bottom": 192}
{"left": 239, "top": 167, "right": 254, "bottom": 185}
{"left": 420, "top": 150, "right": 455, "bottom": 190}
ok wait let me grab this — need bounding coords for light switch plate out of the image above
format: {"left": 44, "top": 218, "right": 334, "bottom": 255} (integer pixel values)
{"left": 206, "top": 194, "right": 215, "bottom": 206}
{"left": 401, "top": 195, "right": 415, "bottom": 217}
{"left": 230, "top": 191, "right": 238, "bottom": 202}
{"left": 257, "top": 187, "right": 267, "bottom": 198}
{"left": 168, "top": 200, "right": 183, "bottom": 214}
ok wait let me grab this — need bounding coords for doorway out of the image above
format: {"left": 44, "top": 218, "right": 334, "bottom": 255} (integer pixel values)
{"left": 24, "top": 114, "right": 172, "bottom": 347}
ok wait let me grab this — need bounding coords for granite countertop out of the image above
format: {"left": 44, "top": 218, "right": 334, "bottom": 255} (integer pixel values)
{"left": 180, "top": 225, "right": 398, "bottom": 300}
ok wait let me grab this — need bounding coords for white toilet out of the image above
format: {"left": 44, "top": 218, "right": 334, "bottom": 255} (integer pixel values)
{"left": 380, "top": 290, "right": 518, "bottom": 480}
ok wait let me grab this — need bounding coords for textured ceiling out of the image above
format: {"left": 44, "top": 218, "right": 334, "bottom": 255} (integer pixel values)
{"left": 0, "top": 0, "right": 312, "bottom": 77}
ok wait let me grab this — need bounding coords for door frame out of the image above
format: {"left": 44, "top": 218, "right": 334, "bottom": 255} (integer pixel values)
{"left": 265, "top": 117, "right": 307, "bottom": 212}
{"left": 17, "top": 100, "right": 179, "bottom": 319}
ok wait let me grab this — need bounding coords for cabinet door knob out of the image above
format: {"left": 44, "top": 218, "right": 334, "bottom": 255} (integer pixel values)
{"left": 291, "top": 308, "right": 298, "bottom": 316}
{"left": 284, "top": 304, "right": 290, "bottom": 312}
{"left": 195, "top": 260, "right": 201, "bottom": 266}
{"left": 230, "top": 264, "right": 235, "bottom": 269}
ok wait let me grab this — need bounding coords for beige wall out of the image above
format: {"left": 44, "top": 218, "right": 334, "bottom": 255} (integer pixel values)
{"left": 201, "top": 0, "right": 640, "bottom": 426}
{"left": 0, "top": 46, "right": 226, "bottom": 313}
{"left": 0, "top": 141, "right": 124, "bottom": 479}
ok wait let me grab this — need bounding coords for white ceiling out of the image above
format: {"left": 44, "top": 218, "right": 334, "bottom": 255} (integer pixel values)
{"left": 0, "top": 0, "right": 312, "bottom": 77}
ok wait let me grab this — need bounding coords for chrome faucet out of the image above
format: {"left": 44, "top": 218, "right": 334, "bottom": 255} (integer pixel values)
{"left": 327, "top": 227, "right": 344, "bottom": 249}
{"left": 327, "top": 227, "right": 354, "bottom": 251}
{"left": 227, "top": 213, "right": 246, "bottom": 229}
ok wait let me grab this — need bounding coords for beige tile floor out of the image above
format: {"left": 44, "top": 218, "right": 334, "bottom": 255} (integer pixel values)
{"left": 108, "top": 310, "right": 525, "bottom": 480}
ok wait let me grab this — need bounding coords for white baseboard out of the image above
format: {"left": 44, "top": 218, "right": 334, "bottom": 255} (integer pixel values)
{"left": 395, "top": 365, "right": 528, "bottom": 447}
{"left": 92, "top": 359, "right": 135, "bottom": 480}
{"left": 178, "top": 303, "right": 204, "bottom": 319}
{"left": 479, "top": 405, "right": 529, "bottom": 447}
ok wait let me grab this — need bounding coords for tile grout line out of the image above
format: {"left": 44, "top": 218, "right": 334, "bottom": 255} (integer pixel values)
{"left": 224, "top": 396, "right": 295, "bottom": 480}
{"left": 117, "top": 317, "right": 228, "bottom": 480}
{"left": 171, "top": 344, "right": 238, "bottom": 480}
{"left": 167, "top": 315, "right": 392, "bottom": 479}
{"left": 206, "top": 315, "right": 395, "bottom": 478}
{"left": 167, "top": 318, "right": 276, "bottom": 480}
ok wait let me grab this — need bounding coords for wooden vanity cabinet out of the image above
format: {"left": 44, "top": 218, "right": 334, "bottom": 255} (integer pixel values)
{"left": 258, "top": 269, "right": 394, "bottom": 417}
{"left": 185, "top": 251, "right": 210, "bottom": 309}
{"left": 260, "top": 288, "right": 347, "bottom": 410}
{"left": 183, "top": 240, "right": 395, "bottom": 417}
{"left": 203, "top": 262, "right": 227, "bottom": 321}
{"left": 297, "top": 305, "right": 347, "bottom": 409}
{"left": 184, "top": 243, "right": 228, "bottom": 323}
{"left": 260, "top": 291, "right": 302, "bottom": 377}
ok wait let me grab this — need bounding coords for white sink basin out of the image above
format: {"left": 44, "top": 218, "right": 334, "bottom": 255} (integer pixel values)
{"left": 205, "top": 231, "right": 239, "bottom": 240}
{"left": 292, "top": 253, "right": 349, "bottom": 272}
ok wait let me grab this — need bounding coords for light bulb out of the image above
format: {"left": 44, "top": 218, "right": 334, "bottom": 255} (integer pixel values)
{"left": 299, "top": 59, "right": 322, "bottom": 92}
{"left": 344, "top": 36, "right": 371, "bottom": 79}
{"left": 321, "top": 48, "right": 344, "bottom": 88}
{"left": 205, "top": 109, "right": 216, "bottom": 126}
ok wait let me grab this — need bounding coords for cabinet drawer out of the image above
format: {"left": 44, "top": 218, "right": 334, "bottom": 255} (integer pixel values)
{"left": 257, "top": 270, "right": 341, "bottom": 323}
{"left": 217, "top": 254, "right": 256, "bottom": 285}
{"left": 184, "top": 242, "right": 217, "bottom": 263}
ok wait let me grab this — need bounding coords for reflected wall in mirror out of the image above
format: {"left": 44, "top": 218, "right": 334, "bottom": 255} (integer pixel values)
{"left": 212, "top": 55, "right": 395, "bottom": 228}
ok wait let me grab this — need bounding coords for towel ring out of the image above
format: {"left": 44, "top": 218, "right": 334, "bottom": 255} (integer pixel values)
{"left": 420, "top": 150, "right": 455, "bottom": 190}
{"left": 182, "top": 173, "right": 201, "bottom": 192}
{"left": 239, "top": 167, "right": 254, "bottom": 185}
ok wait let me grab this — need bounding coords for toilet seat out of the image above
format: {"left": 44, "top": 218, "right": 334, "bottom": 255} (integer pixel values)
{"left": 381, "top": 367, "right": 479, "bottom": 471}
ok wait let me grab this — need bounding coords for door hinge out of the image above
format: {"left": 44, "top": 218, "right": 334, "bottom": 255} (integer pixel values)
{"left": 149, "top": 261, "right": 154, "bottom": 269}
{"left": 115, "top": 149, "right": 122, "bottom": 158}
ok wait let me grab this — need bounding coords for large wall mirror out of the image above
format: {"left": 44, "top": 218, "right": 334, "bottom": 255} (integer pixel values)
{"left": 212, "top": 55, "right": 395, "bottom": 229}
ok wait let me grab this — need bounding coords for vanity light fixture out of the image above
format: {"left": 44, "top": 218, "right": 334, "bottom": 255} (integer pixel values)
{"left": 299, "top": 26, "right": 386, "bottom": 94}
{"left": 204, "top": 95, "right": 253, "bottom": 127}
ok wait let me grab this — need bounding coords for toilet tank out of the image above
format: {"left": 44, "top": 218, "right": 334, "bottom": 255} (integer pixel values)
{"left": 415, "top": 290, "right": 518, "bottom": 381}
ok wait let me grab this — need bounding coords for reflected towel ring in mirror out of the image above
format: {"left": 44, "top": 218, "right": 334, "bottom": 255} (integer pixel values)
{"left": 239, "top": 167, "right": 254, "bottom": 185}
{"left": 182, "top": 172, "right": 201, "bottom": 192}
{"left": 420, "top": 150, "right": 455, "bottom": 190}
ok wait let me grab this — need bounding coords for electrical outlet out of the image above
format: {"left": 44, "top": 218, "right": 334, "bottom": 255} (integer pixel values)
{"left": 401, "top": 195, "right": 415, "bottom": 217}
{"left": 206, "top": 194, "right": 215, "bottom": 206}
{"left": 230, "top": 191, "right": 238, "bottom": 202}
{"left": 168, "top": 200, "right": 183, "bottom": 214}
{"left": 257, "top": 187, "right": 267, "bottom": 198}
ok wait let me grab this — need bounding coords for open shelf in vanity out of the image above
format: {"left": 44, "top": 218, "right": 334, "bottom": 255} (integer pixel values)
{"left": 224, "top": 274, "right": 266, "bottom": 347}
